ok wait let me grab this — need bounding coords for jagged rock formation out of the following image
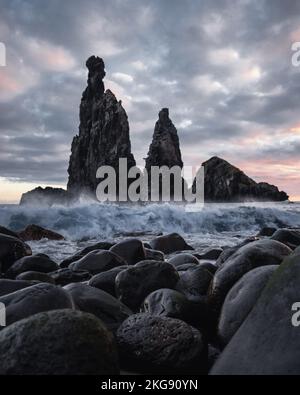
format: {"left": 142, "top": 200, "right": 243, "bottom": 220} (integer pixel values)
{"left": 67, "top": 56, "right": 136, "bottom": 197}
{"left": 145, "top": 108, "right": 185, "bottom": 199}
{"left": 192, "top": 156, "right": 289, "bottom": 202}
{"left": 145, "top": 108, "right": 183, "bottom": 170}
{"left": 20, "top": 187, "right": 69, "bottom": 206}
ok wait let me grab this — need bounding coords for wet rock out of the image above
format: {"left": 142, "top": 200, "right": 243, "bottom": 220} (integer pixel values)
{"left": 110, "top": 239, "right": 146, "bottom": 265}
{"left": 0, "top": 234, "right": 32, "bottom": 273}
{"left": 176, "top": 266, "right": 213, "bottom": 303}
{"left": 67, "top": 56, "right": 136, "bottom": 198}
{"left": 196, "top": 248, "right": 223, "bottom": 260}
{"left": 16, "top": 271, "right": 55, "bottom": 284}
{"left": 144, "top": 248, "right": 164, "bottom": 261}
{"left": 115, "top": 260, "right": 179, "bottom": 311}
{"left": 18, "top": 224, "right": 64, "bottom": 241}
{"left": 0, "top": 279, "right": 35, "bottom": 297}
{"left": 176, "top": 263, "right": 199, "bottom": 271}
{"left": 0, "top": 283, "right": 73, "bottom": 326}
{"left": 142, "top": 288, "right": 193, "bottom": 322}
{"left": 6, "top": 254, "right": 58, "bottom": 278}
{"left": 88, "top": 266, "right": 127, "bottom": 296}
{"left": 50, "top": 268, "right": 91, "bottom": 286}
{"left": 210, "top": 252, "right": 300, "bottom": 375}
{"left": 69, "top": 250, "right": 126, "bottom": 275}
{"left": 117, "top": 313, "right": 207, "bottom": 374}
{"left": 64, "top": 283, "right": 132, "bottom": 332}
{"left": 218, "top": 265, "right": 278, "bottom": 346}
{"left": 60, "top": 241, "right": 114, "bottom": 267}
{"left": 257, "top": 227, "right": 277, "bottom": 237}
{"left": 149, "top": 233, "right": 193, "bottom": 254}
{"left": 0, "top": 226, "right": 20, "bottom": 239}
{"left": 271, "top": 228, "right": 300, "bottom": 250}
{"left": 168, "top": 253, "right": 199, "bottom": 268}
{"left": 0, "top": 309, "right": 119, "bottom": 374}
{"left": 209, "top": 239, "right": 292, "bottom": 314}
{"left": 215, "top": 238, "right": 258, "bottom": 267}
{"left": 199, "top": 262, "right": 218, "bottom": 275}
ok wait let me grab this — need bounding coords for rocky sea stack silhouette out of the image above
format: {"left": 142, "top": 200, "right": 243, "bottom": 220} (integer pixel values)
{"left": 20, "top": 56, "right": 289, "bottom": 205}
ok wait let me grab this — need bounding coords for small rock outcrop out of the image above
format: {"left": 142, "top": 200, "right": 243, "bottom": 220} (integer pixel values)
{"left": 192, "top": 156, "right": 288, "bottom": 202}
{"left": 67, "top": 56, "right": 136, "bottom": 198}
{"left": 20, "top": 187, "right": 69, "bottom": 206}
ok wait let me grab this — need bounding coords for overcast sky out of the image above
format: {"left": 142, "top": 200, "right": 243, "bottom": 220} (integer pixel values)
{"left": 0, "top": 0, "right": 300, "bottom": 202}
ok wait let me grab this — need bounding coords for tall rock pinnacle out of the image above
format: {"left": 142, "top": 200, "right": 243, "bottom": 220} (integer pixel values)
{"left": 67, "top": 56, "right": 136, "bottom": 197}
{"left": 145, "top": 108, "right": 183, "bottom": 170}
{"left": 145, "top": 108, "right": 185, "bottom": 199}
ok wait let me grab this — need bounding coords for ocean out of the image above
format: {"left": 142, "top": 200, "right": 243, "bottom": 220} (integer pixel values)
{"left": 0, "top": 201, "right": 300, "bottom": 262}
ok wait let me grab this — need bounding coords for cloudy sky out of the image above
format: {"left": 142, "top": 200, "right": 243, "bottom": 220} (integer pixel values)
{"left": 0, "top": 0, "right": 300, "bottom": 202}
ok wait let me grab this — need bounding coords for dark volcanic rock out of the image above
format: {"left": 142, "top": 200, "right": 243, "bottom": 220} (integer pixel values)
{"left": 64, "top": 283, "right": 132, "bottom": 332}
{"left": 257, "top": 226, "right": 277, "bottom": 237}
{"left": 145, "top": 108, "right": 185, "bottom": 200}
{"left": 209, "top": 239, "right": 292, "bottom": 313}
{"left": 176, "top": 266, "right": 213, "bottom": 303}
{"left": 60, "top": 241, "right": 114, "bottom": 267}
{"left": 117, "top": 313, "right": 207, "bottom": 374}
{"left": 67, "top": 56, "right": 136, "bottom": 198}
{"left": 6, "top": 254, "right": 58, "bottom": 278}
{"left": 144, "top": 248, "right": 164, "bottom": 261}
{"left": 0, "top": 226, "right": 20, "bottom": 239}
{"left": 168, "top": 253, "right": 199, "bottom": 268}
{"left": 0, "top": 279, "right": 35, "bottom": 297}
{"left": 218, "top": 265, "right": 278, "bottom": 346}
{"left": 210, "top": 252, "right": 300, "bottom": 375}
{"left": 88, "top": 266, "right": 127, "bottom": 296}
{"left": 115, "top": 260, "right": 179, "bottom": 311}
{"left": 110, "top": 239, "right": 146, "bottom": 265}
{"left": 50, "top": 268, "right": 91, "bottom": 286}
{"left": 142, "top": 288, "right": 193, "bottom": 323}
{"left": 20, "top": 186, "right": 69, "bottom": 206}
{"left": 192, "top": 156, "right": 288, "bottom": 202}
{"left": 196, "top": 248, "right": 223, "bottom": 260}
{"left": 18, "top": 224, "right": 64, "bottom": 241}
{"left": 16, "top": 271, "right": 55, "bottom": 284}
{"left": 271, "top": 228, "right": 300, "bottom": 250}
{"left": 0, "top": 310, "right": 119, "bottom": 375}
{"left": 149, "top": 233, "right": 193, "bottom": 254}
{"left": 69, "top": 249, "right": 126, "bottom": 275}
{"left": 0, "top": 234, "right": 32, "bottom": 273}
{"left": 0, "top": 283, "right": 73, "bottom": 326}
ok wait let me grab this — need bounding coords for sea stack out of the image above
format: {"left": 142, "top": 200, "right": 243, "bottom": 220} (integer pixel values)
{"left": 67, "top": 56, "right": 136, "bottom": 198}
{"left": 145, "top": 108, "right": 185, "bottom": 199}
{"left": 192, "top": 156, "right": 289, "bottom": 202}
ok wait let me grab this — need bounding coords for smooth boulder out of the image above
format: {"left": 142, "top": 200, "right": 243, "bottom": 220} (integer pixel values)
{"left": 271, "top": 228, "right": 300, "bottom": 250}
{"left": 115, "top": 260, "right": 179, "bottom": 311}
{"left": 50, "top": 268, "right": 91, "bottom": 286}
{"left": 69, "top": 250, "right": 126, "bottom": 275}
{"left": 6, "top": 254, "right": 58, "bottom": 278}
{"left": 0, "top": 279, "right": 35, "bottom": 297}
{"left": 117, "top": 313, "right": 207, "bottom": 374}
{"left": 60, "top": 241, "right": 114, "bottom": 267}
{"left": 149, "top": 233, "right": 193, "bottom": 254}
{"left": 0, "top": 283, "right": 73, "bottom": 326}
{"left": 209, "top": 239, "right": 291, "bottom": 312}
{"left": 168, "top": 253, "right": 199, "bottom": 268}
{"left": 0, "top": 309, "right": 119, "bottom": 374}
{"left": 18, "top": 224, "right": 64, "bottom": 241}
{"left": 88, "top": 266, "right": 127, "bottom": 296}
{"left": 0, "top": 234, "right": 31, "bottom": 273}
{"left": 218, "top": 265, "right": 278, "bottom": 346}
{"left": 176, "top": 266, "right": 213, "bottom": 303}
{"left": 16, "top": 271, "right": 55, "bottom": 284}
{"left": 142, "top": 288, "right": 193, "bottom": 323}
{"left": 64, "top": 283, "right": 132, "bottom": 332}
{"left": 110, "top": 239, "right": 146, "bottom": 265}
{"left": 210, "top": 252, "right": 300, "bottom": 375}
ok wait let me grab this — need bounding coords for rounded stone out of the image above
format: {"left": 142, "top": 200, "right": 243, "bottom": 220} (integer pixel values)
{"left": 69, "top": 250, "right": 126, "bottom": 275}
